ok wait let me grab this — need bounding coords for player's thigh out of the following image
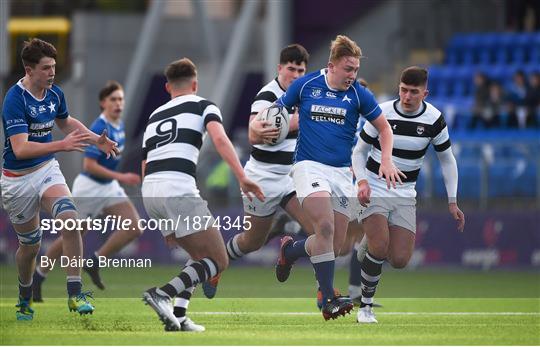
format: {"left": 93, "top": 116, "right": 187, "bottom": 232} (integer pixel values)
{"left": 341, "top": 219, "right": 364, "bottom": 256}
{"left": 362, "top": 213, "right": 390, "bottom": 257}
{"left": 283, "top": 193, "right": 313, "bottom": 235}
{"left": 174, "top": 226, "right": 228, "bottom": 270}
{"left": 242, "top": 164, "right": 286, "bottom": 217}
{"left": 291, "top": 160, "right": 333, "bottom": 226}
{"left": 11, "top": 215, "right": 40, "bottom": 234}
{"left": 1, "top": 173, "right": 40, "bottom": 226}
{"left": 302, "top": 191, "right": 335, "bottom": 235}
{"left": 388, "top": 225, "right": 415, "bottom": 269}
{"left": 103, "top": 200, "right": 142, "bottom": 232}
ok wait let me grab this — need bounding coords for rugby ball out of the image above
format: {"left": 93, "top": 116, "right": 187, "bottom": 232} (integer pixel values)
{"left": 256, "top": 105, "right": 290, "bottom": 145}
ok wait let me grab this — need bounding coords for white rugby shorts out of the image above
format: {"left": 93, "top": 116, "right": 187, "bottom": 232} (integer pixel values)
{"left": 291, "top": 160, "right": 354, "bottom": 218}
{"left": 361, "top": 197, "right": 417, "bottom": 233}
{"left": 241, "top": 160, "right": 295, "bottom": 217}
{"left": 71, "top": 174, "right": 129, "bottom": 218}
{"left": 141, "top": 178, "right": 215, "bottom": 238}
{"left": 1, "top": 159, "right": 68, "bottom": 224}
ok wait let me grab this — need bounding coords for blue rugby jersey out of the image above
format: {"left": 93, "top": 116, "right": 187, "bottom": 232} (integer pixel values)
{"left": 276, "top": 69, "right": 381, "bottom": 168}
{"left": 82, "top": 114, "right": 125, "bottom": 183}
{"left": 2, "top": 80, "right": 69, "bottom": 170}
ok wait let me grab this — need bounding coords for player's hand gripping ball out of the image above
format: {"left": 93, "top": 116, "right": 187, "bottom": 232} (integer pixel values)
{"left": 256, "top": 105, "right": 290, "bottom": 145}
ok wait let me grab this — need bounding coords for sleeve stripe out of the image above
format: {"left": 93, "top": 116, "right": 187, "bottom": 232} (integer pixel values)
{"left": 434, "top": 114, "right": 447, "bottom": 135}
{"left": 6, "top": 124, "right": 28, "bottom": 130}
{"left": 204, "top": 114, "right": 223, "bottom": 127}
{"left": 359, "top": 129, "right": 376, "bottom": 145}
{"left": 434, "top": 139, "right": 451, "bottom": 152}
{"left": 254, "top": 91, "right": 277, "bottom": 103}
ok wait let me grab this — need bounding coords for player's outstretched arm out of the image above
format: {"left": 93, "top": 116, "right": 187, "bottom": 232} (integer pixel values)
{"left": 370, "top": 114, "right": 406, "bottom": 189}
{"left": 56, "top": 116, "right": 119, "bottom": 158}
{"left": 9, "top": 130, "right": 91, "bottom": 160}
{"left": 435, "top": 148, "right": 465, "bottom": 232}
{"left": 351, "top": 139, "right": 371, "bottom": 206}
{"left": 206, "top": 121, "right": 265, "bottom": 202}
{"left": 83, "top": 158, "right": 141, "bottom": 186}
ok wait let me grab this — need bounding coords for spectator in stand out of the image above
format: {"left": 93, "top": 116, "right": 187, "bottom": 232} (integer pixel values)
{"left": 470, "top": 78, "right": 503, "bottom": 129}
{"left": 507, "top": 70, "right": 530, "bottom": 128}
{"left": 505, "top": 0, "right": 540, "bottom": 31}
{"left": 470, "top": 72, "right": 490, "bottom": 129}
{"left": 525, "top": 72, "right": 540, "bottom": 128}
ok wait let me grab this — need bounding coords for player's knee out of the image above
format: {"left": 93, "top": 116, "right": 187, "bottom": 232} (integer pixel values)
{"left": 315, "top": 219, "right": 334, "bottom": 240}
{"left": 389, "top": 254, "right": 410, "bottom": 269}
{"left": 15, "top": 227, "right": 43, "bottom": 247}
{"left": 129, "top": 226, "right": 144, "bottom": 238}
{"left": 368, "top": 239, "right": 389, "bottom": 259}
{"left": 51, "top": 197, "right": 78, "bottom": 220}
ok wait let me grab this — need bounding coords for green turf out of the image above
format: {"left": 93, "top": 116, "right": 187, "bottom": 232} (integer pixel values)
{"left": 1, "top": 266, "right": 539, "bottom": 345}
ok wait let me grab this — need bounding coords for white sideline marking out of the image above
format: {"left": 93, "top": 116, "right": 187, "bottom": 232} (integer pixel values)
{"left": 190, "top": 311, "right": 540, "bottom": 316}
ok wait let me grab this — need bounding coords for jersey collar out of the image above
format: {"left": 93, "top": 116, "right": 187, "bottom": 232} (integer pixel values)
{"left": 17, "top": 79, "right": 48, "bottom": 102}
{"left": 322, "top": 68, "right": 350, "bottom": 93}
{"left": 99, "top": 113, "right": 122, "bottom": 130}
{"left": 393, "top": 99, "right": 427, "bottom": 118}
{"left": 274, "top": 77, "right": 286, "bottom": 92}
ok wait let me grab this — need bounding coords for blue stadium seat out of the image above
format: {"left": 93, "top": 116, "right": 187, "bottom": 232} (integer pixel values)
{"left": 477, "top": 33, "right": 499, "bottom": 65}
{"left": 494, "top": 33, "right": 515, "bottom": 65}
{"left": 445, "top": 34, "right": 468, "bottom": 65}
{"left": 530, "top": 47, "right": 540, "bottom": 64}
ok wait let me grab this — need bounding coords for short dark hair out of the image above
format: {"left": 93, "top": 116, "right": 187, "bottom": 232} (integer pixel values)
{"left": 164, "top": 58, "right": 197, "bottom": 85}
{"left": 21, "top": 38, "right": 57, "bottom": 68}
{"left": 99, "top": 80, "right": 123, "bottom": 101}
{"left": 279, "top": 44, "right": 309, "bottom": 66}
{"left": 401, "top": 66, "right": 428, "bottom": 86}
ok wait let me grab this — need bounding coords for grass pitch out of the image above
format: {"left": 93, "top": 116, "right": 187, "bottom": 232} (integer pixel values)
{"left": 1, "top": 265, "right": 539, "bottom": 345}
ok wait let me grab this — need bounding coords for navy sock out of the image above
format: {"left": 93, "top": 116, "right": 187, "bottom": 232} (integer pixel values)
{"left": 91, "top": 254, "right": 100, "bottom": 269}
{"left": 33, "top": 269, "right": 46, "bottom": 284}
{"left": 284, "top": 239, "right": 308, "bottom": 263}
{"left": 19, "top": 280, "right": 32, "bottom": 301}
{"left": 349, "top": 249, "right": 363, "bottom": 286}
{"left": 310, "top": 252, "right": 335, "bottom": 304}
{"left": 67, "top": 276, "right": 82, "bottom": 297}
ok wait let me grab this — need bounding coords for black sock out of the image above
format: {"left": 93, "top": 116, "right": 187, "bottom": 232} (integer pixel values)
{"left": 91, "top": 254, "right": 100, "bottom": 269}
{"left": 360, "top": 252, "right": 384, "bottom": 307}
{"left": 159, "top": 258, "right": 218, "bottom": 298}
{"left": 173, "top": 288, "right": 193, "bottom": 318}
{"left": 33, "top": 269, "right": 46, "bottom": 284}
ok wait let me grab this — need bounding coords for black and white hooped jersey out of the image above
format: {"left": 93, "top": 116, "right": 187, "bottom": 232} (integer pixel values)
{"left": 142, "top": 94, "right": 222, "bottom": 181}
{"left": 249, "top": 78, "right": 296, "bottom": 174}
{"left": 359, "top": 99, "right": 451, "bottom": 198}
